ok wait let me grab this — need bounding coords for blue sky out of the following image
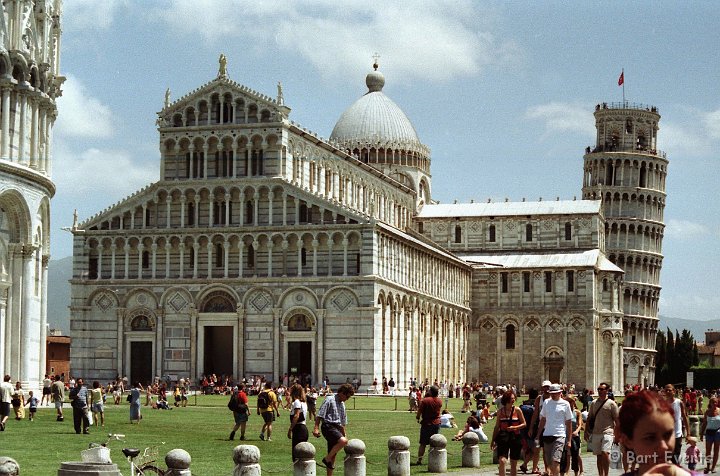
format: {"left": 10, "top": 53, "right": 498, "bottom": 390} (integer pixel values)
{"left": 52, "top": 0, "right": 719, "bottom": 322}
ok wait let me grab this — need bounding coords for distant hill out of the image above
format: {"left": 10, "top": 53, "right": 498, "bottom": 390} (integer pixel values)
{"left": 658, "top": 315, "right": 720, "bottom": 344}
{"left": 47, "top": 255, "right": 717, "bottom": 342}
{"left": 47, "top": 256, "right": 72, "bottom": 333}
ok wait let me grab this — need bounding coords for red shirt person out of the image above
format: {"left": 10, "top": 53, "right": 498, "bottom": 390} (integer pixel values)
{"left": 415, "top": 385, "right": 442, "bottom": 466}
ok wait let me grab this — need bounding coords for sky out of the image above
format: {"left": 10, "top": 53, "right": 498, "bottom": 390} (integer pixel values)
{"left": 52, "top": 0, "right": 720, "bottom": 322}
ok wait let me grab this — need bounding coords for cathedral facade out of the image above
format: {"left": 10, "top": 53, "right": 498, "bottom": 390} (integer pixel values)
{"left": 69, "top": 58, "right": 665, "bottom": 391}
{"left": 0, "top": 0, "right": 63, "bottom": 389}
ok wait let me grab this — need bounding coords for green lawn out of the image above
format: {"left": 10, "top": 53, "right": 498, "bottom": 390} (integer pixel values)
{"left": 0, "top": 395, "right": 497, "bottom": 475}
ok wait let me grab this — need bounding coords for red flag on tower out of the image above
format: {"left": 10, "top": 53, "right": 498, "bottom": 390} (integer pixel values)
{"left": 618, "top": 71, "right": 624, "bottom": 86}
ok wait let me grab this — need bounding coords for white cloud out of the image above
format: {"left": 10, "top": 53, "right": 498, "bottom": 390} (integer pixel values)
{"left": 53, "top": 146, "right": 155, "bottom": 198}
{"left": 703, "top": 109, "right": 720, "bottom": 140}
{"left": 149, "top": 0, "right": 518, "bottom": 82}
{"left": 62, "top": 0, "right": 127, "bottom": 31}
{"left": 664, "top": 219, "right": 709, "bottom": 240}
{"left": 525, "top": 102, "right": 595, "bottom": 138}
{"left": 54, "top": 75, "right": 114, "bottom": 139}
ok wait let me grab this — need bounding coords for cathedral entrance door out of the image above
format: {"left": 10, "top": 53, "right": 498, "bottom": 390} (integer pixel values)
{"left": 548, "top": 365, "right": 562, "bottom": 383}
{"left": 130, "top": 341, "right": 152, "bottom": 385}
{"left": 287, "top": 341, "right": 312, "bottom": 377}
{"left": 204, "top": 326, "right": 234, "bottom": 376}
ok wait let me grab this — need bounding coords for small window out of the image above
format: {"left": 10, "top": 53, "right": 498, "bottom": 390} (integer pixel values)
{"left": 142, "top": 251, "right": 150, "bottom": 269}
{"left": 565, "top": 222, "right": 572, "bottom": 241}
{"left": 566, "top": 270, "right": 575, "bottom": 292}
{"left": 603, "top": 279, "right": 608, "bottom": 292}
{"left": 545, "top": 271, "right": 552, "bottom": 292}
{"left": 418, "top": 222, "right": 424, "bottom": 234}
{"left": 631, "top": 335, "right": 636, "bottom": 347}
{"left": 489, "top": 224, "right": 496, "bottom": 242}
{"left": 187, "top": 202, "right": 195, "bottom": 226}
{"left": 506, "top": 324, "right": 516, "bottom": 349}
{"left": 301, "top": 247, "right": 307, "bottom": 266}
{"left": 454, "top": 225, "right": 462, "bottom": 244}
{"left": 523, "top": 272, "right": 531, "bottom": 292}
{"left": 299, "top": 203, "right": 308, "bottom": 224}
{"left": 501, "top": 272, "right": 509, "bottom": 293}
{"left": 526, "top": 223, "right": 533, "bottom": 242}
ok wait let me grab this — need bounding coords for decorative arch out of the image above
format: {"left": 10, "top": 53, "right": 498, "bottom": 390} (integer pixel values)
{"left": 282, "top": 306, "right": 317, "bottom": 329}
{"left": 200, "top": 290, "right": 237, "bottom": 313}
{"left": 125, "top": 307, "right": 157, "bottom": 331}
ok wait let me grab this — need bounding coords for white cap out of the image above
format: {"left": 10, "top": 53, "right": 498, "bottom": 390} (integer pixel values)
{"left": 541, "top": 380, "right": 552, "bottom": 387}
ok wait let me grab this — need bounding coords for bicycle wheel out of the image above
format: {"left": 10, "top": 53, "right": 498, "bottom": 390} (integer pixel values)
{"left": 137, "top": 464, "right": 165, "bottom": 475}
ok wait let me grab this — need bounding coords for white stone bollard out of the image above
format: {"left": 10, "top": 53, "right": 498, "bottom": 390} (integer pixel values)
{"left": 428, "top": 434, "right": 447, "bottom": 473}
{"left": 165, "top": 449, "right": 192, "bottom": 475}
{"left": 387, "top": 436, "right": 411, "bottom": 476}
{"left": 461, "top": 432, "right": 481, "bottom": 468}
{"left": 344, "top": 439, "right": 366, "bottom": 476}
{"left": 293, "top": 442, "right": 316, "bottom": 476}
{"left": 0, "top": 457, "right": 19, "bottom": 476}
{"left": 233, "top": 445, "right": 261, "bottom": 476}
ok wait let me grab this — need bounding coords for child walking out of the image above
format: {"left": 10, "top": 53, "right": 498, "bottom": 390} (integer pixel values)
{"left": 686, "top": 436, "right": 700, "bottom": 470}
{"left": 26, "top": 390, "right": 39, "bottom": 421}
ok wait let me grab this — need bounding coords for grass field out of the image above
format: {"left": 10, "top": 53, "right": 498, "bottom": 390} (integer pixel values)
{"left": 0, "top": 394, "right": 498, "bottom": 475}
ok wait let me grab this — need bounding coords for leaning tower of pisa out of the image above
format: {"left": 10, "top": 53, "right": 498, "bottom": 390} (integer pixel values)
{"left": 582, "top": 102, "right": 668, "bottom": 388}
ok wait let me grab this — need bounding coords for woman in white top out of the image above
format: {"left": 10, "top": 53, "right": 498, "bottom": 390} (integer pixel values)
{"left": 287, "top": 383, "right": 309, "bottom": 462}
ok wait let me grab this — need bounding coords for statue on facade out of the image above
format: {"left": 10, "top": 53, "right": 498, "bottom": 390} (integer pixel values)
{"left": 164, "top": 88, "right": 171, "bottom": 109}
{"left": 218, "top": 53, "right": 227, "bottom": 78}
{"left": 277, "top": 81, "right": 284, "bottom": 105}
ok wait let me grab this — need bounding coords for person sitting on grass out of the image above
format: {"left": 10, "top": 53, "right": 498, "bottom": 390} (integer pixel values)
{"left": 454, "top": 415, "right": 489, "bottom": 442}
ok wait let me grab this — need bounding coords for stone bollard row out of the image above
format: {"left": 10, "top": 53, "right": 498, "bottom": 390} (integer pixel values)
{"left": 233, "top": 445, "right": 262, "bottom": 476}
{"left": 428, "top": 434, "right": 447, "bottom": 473}
{"left": 344, "top": 439, "right": 366, "bottom": 476}
{"left": 461, "top": 432, "right": 481, "bottom": 468}
{"left": 293, "top": 442, "right": 316, "bottom": 476}
{"left": 165, "top": 449, "right": 192, "bottom": 476}
{"left": 0, "top": 457, "right": 20, "bottom": 476}
{"left": 388, "top": 435, "right": 411, "bottom": 476}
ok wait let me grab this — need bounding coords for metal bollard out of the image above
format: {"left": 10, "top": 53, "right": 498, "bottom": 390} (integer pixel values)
{"left": 0, "top": 457, "right": 20, "bottom": 476}
{"left": 165, "top": 449, "right": 192, "bottom": 476}
{"left": 293, "top": 442, "right": 316, "bottom": 476}
{"left": 428, "top": 433, "right": 447, "bottom": 473}
{"left": 388, "top": 436, "right": 411, "bottom": 476}
{"left": 233, "top": 445, "right": 261, "bottom": 476}
{"left": 461, "top": 432, "right": 481, "bottom": 468}
{"left": 344, "top": 439, "right": 366, "bottom": 476}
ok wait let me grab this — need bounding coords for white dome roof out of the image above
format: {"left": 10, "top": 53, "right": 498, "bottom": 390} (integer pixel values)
{"left": 330, "top": 69, "right": 426, "bottom": 154}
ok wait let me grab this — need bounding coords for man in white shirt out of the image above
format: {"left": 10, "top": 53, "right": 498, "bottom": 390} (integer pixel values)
{"left": 0, "top": 374, "right": 14, "bottom": 431}
{"left": 536, "top": 384, "right": 572, "bottom": 476}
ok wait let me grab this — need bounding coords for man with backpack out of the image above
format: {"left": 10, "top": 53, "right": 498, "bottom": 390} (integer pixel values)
{"left": 228, "top": 384, "right": 250, "bottom": 440}
{"left": 256, "top": 381, "right": 279, "bottom": 441}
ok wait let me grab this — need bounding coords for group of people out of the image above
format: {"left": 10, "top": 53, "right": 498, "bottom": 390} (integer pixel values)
{"left": 227, "top": 381, "right": 355, "bottom": 475}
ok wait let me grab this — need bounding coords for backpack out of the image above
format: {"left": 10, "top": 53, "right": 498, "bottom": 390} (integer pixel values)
{"left": 227, "top": 393, "right": 240, "bottom": 412}
{"left": 257, "top": 390, "right": 270, "bottom": 409}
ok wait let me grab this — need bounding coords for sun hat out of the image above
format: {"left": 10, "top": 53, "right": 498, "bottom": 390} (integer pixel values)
{"left": 548, "top": 384, "right": 562, "bottom": 394}
{"left": 541, "top": 380, "right": 552, "bottom": 387}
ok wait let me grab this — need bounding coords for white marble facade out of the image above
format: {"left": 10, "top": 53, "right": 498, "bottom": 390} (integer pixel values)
{"left": 69, "top": 59, "right": 665, "bottom": 391}
{"left": 0, "top": 0, "right": 64, "bottom": 389}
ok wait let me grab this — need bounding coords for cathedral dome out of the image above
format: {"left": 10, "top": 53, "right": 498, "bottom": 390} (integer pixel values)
{"left": 330, "top": 66, "right": 428, "bottom": 158}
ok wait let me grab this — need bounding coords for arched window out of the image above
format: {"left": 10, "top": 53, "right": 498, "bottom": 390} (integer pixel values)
{"left": 245, "top": 200, "right": 253, "bottom": 224}
{"left": 299, "top": 203, "right": 308, "bottom": 224}
{"left": 188, "top": 247, "right": 195, "bottom": 269}
{"left": 564, "top": 222, "right": 572, "bottom": 241}
{"left": 526, "top": 223, "right": 533, "bottom": 242}
{"left": 201, "top": 291, "right": 236, "bottom": 312}
{"left": 142, "top": 250, "right": 150, "bottom": 269}
{"left": 454, "top": 225, "right": 462, "bottom": 243}
{"left": 215, "top": 243, "right": 224, "bottom": 267}
{"left": 506, "top": 324, "right": 516, "bottom": 349}
{"left": 488, "top": 224, "right": 496, "bottom": 242}
{"left": 301, "top": 247, "right": 307, "bottom": 266}
{"left": 247, "top": 244, "right": 255, "bottom": 268}
{"left": 187, "top": 202, "right": 195, "bottom": 226}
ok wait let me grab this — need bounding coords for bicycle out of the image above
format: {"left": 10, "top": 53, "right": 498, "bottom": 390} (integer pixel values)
{"left": 86, "top": 433, "right": 166, "bottom": 475}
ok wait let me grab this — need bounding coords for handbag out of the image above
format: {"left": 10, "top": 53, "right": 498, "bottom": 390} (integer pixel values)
{"left": 609, "top": 443, "right": 622, "bottom": 469}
